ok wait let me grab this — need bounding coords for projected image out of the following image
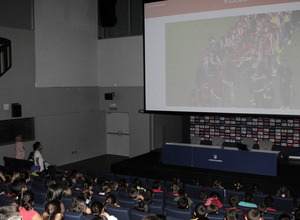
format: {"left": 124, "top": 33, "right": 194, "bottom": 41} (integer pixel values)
{"left": 166, "top": 10, "right": 300, "bottom": 110}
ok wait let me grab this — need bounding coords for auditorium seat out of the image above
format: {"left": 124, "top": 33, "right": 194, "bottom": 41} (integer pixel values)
{"left": 99, "top": 171, "right": 115, "bottom": 181}
{"left": 85, "top": 170, "right": 100, "bottom": 179}
{"left": 184, "top": 183, "right": 203, "bottom": 198}
{"left": 32, "top": 181, "right": 47, "bottom": 191}
{"left": 147, "top": 178, "right": 165, "bottom": 190}
{"left": 166, "top": 216, "right": 182, "bottom": 220}
{"left": 208, "top": 215, "right": 226, "bottom": 220}
{"left": 164, "top": 205, "right": 193, "bottom": 219}
{"left": 62, "top": 196, "right": 73, "bottom": 210}
{"left": 34, "top": 203, "right": 44, "bottom": 216}
{"left": 165, "top": 199, "right": 178, "bottom": 208}
{"left": 91, "top": 194, "right": 106, "bottom": 203}
{"left": 165, "top": 180, "right": 183, "bottom": 192}
{"left": 73, "top": 168, "right": 86, "bottom": 176}
{"left": 130, "top": 176, "right": 147, "bottom": 188}
{"left": 32, "top": 190, "right": 47, "bottom": 204}
{"left": 23, "top": 160, "right": 34, "bottom": 170}
{"left": 252, "top": 193, "right": 269, "bottom": 205}
{"left": 153, "top": 198, "right": 164, "bottom": 205}
{"left": 109, "top": 190, "right": 120, "bottom": 198}
{"left": 0, "top": 182, "right": 13, "bottom": 195}
{"left": 164, "top": 193, "right": 176, "bottom": 200}
{"left": 13, "top": 158, "right": 24, "bottom": 168}
{"left": 117, "top": 198, "right": 135, "bottom": 209}
{"left": 106, "top": 206, "right": 131, "bottom": 220}
{"left": 64, "top": 211, "right": 84, "bottom": 220}
{"left": 150, "top": 203, "right": 164, "bottom": 215}
{"left": 153, "top": 192, "right": 164, "bottom": 199}
{"left": 0, "top": 195, "right": 14, "bottom": 206}
{"left": 115, "top": 173, "right": 131, "bottom": 184}
{"left": 3, "top": 157, "right": 13, "bottom": 167}
{"left": 119, "top": 191, "right": 130, "bottom": 200}
{"left": 131, "top": 209, "right": 149, "bottom": 220}
{"left": 266, "top": 211, "right": 285, "bottom": 220}
{"left": 204, "top": 186, "right": 224, "bottom": 203}
{"left": 226, "top": 189, "right": 245, "bottom": 203}
{"left": 272, "top": 196, "right": 294, "bottom": 212}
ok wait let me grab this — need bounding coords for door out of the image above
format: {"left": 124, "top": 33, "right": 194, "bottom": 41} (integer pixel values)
{"left": 106, "top": 112, "right": 129, "bottom": 156}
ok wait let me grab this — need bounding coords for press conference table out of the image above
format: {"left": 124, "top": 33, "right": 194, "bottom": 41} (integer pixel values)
{"left": 162, "top": 143, "right": 280, "bottom": 176}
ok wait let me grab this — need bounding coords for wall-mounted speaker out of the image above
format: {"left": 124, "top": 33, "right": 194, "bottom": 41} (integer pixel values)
{"left": 11, "top": 103, "right": 22, "bottom": 117}
{"left": 105, "top": 92, "right": 114, "bottom": 100}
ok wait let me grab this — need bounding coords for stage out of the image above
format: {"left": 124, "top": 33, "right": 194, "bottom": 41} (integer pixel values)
{"left": 111, "top": 149, "right": 300, "bottom": 199}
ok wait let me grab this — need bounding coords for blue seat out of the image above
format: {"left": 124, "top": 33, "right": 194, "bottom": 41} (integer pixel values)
{"left": 119, "top": 191, "right": 130, "bottom": 200}
{"left": 32, "top": 181, "right": 47, "bottom": 191}
{"left": 85, "top": 170, "right": 100, "bottom": 180}
{"left": 226, "top": 190, "right": 245, "bottom": 203}
{"left": 99, "top": 172, "right": 115, "bottom": 181}
{"left": 208, "top": 214, "right": 226, "bottom": 220}
{"left": 185, "top": 184, "right": 203, "bottom": 199}
{"left": 252, "top": 193, "right": 269, "bottom": 205}
{"left": 166, "top": 216, "right": 182, "bottom": 220}
{"left": 130, "top": 176, "right": 147, "bottom": 188}
{"left": 118, "top": 198, "right": 135, "bottom": 209}
{"left": 131, "top": 209, "right": 149, "bottom": 220}
{"left": 115, "top": 174, "right": 131, "bottom": 185}
{"left": 153, "top": 198, "right": 164, "bottom": 205}
{"left": 64, "top": 211, "right": 84, "bottom": 220}
{"left": 62, "top": 196, "right": 73, "bottom": 210}
{"left": 0, "top": 182, "right": 13, "bottom": 195}
{"left": 106, "top": 206, "right": 131, "bottom": 220}
{"left": 150, "top": 203, "right": 164, "bottom": 215}
{"left": 109, "top": 190, "right": 120, "bottom": 198}
{"left": 91, "top": 194, "right": 106, "bottom": 203}
{"left": 165, "top": 199, "right": 178, "bottom": 208}
{"left": 165, "top": 180, "right": 183, "bottom": 193}
{"left": 13, "top": 158, "right": 24, "bottom": 168}
{"left": 147, "top": 178, "right": 165, "bottom": 190}
{"left": 34, "top": 203, "right": 45, "bottom": 216}
{"left": 263, "top": 216, "right": 275, "bottom": 220}
{"left": 71, "top": 188, "right": 81, "bottom": 197}
{"left": 3, "top": 157, "right": 13, "bottom": 167}
{"left": 267, "top": 211, "right": 285, "bottom": 220}
{"left": 205, "top": 186, "right": 224, "bottom": 203}
{"left": 153, "top": 192, "right": 164, "bottom": 199}
{"left": 272, "top": 196, "right": 294, "bottom": 212}
{"left": 164, "top": 205, "right": 192, "bottom": 219}
{"left": 32, "top": 190, "right": 47, "bottom": 204}
{"left": 0, "top": 195, "right": 14, "bottom": 206}
{"left": 164, "top": 193, "right": 175, "bottom": 200}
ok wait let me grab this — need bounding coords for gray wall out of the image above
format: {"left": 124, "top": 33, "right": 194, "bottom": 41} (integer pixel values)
{"left": 0, "top": 0, "right": 182, "bottom": 166}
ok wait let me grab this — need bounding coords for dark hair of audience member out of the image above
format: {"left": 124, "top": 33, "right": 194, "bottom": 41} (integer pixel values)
{"left": 96, "top": 177, "right": 105, "bottom": 188}
{"left": 213, "top": 180, "right": 223, "bottom": 188}
{"left": 141, "top": 215, "right": 159, "bottom": 220}
{"left": 5, "top": 171, "right": 13, "bottom": 183}
{"left": 40, "top": 170, "right": 49, "bottom": 178}
{"left": 63, "top": 178, "right": 74, "bottom": 189}
{"left": 133, "top": 200, "right": 150, "bottom": 213}
{"left": 244, "top": 192, "right": 254, "bottom": 203}
{"left": 28, "top": 151, "right": 34, "bottom": 161}
{"left": 279, "top": 213, "right": 291, "bottom": 220}
{"left": 190, "top": 178, "right": 199, "bottom": 186}
{"left": 194, "top": 203, "right": 207, "bottom": 218}
{"left": 79, "top": 188, "right": 91, "bottom": 204}
{"left": 144, "top": 188, "right": 154, "bottom": 204}
{"left": 264, "top": 196, "right": 274, "bottom": 208}
{"left": 91, "top": 201, "right": 104, "bottom": 217}
{"left": 156, "top": 214, "right": 167, "bottom": 220}
{"left": 92, "top": 216, "right": 108, "bottom": 220}
{"left": 0, "top": 204, "right": 21, "bottom": 219}
{"left": 152, "top": 180, "right": 161, "bottom": 190}
{"left": 119, "top": 179, "right": 128, "bottom": 187}
{"left": 103, "top": 194, "right": 118, "bottom": 209}
{"left": 210, "top": 191, "right": 221, "bottom": 201}
{"left": 257, "top": 203, "right": 266, "bottom": 215}
{"left": 110, "top": 180, "right": 118, "bottom": 190}
{"left": 44, "top": 176, "right": 56, "bottom": 189}
{"left": 294, "top": 210, "right": 300, "bottom": 220}
{"left": 228, "top": 195, "right": 239, "bottom": 208}
{"left": 172, "top": 176, "right": 180, "bottom": 183}
{"left": 226, "top": 209, "right": 238, "bottom": 220}
{"left": 246, "top": 208, "right": 262, "bottom": 220}
{"left": 11, "top": 178, "right": 26, "bottom": 195}
{"left": 99, "top": 182, "right": 111, "bottom": 195}
{"left": 198, "top": 190, "right": 207, "bottom": 200}
{"left": 20, "top": 170, "right": 30, "bottom": 183}
{"left": 62, "top": 185, "right": 72, "bottom": 197}
{"left": 171, "top": 182, "right": 179, "bottom": 192}
{"left": 42, "top": 199, "right": 65, "bottom": 220}
{"left": 207, "top": 203, "right": 218, "bottom": 215}
{"left": 234, "top": 181, "right": 243, "bottom": 191}
{"left": 133, "top": 178, "right": 142, "bottom": 188}
{"left": 16, "top": 190, "right": 35, "bottom": 213}
{"left": 129, "top": 187, "right": 139, "bottom": 200}
{"left": 45, "top": 184, "right": 63, "bottom": 203}
{"left": 276, "top": 186, "right": 291, "bottom": 197}
{"left": 251, "top": 184, "right": 260, "bottom": 194}
{"left": 69, "top": 195, "right": 89, "bottom": 216}
{"left": 177, "top": 197, "right": 189, "bottom": 210}
{"left": 82, "top": 180, "right": 92, "bottom": 191}
{"left": 178, "top": 188, "right": 186, "bottom": 197}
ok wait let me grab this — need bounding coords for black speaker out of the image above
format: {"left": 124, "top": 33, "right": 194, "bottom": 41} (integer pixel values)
{"left": 105, "top": 93, "right": 114, "bottom": 100}
{"left": 12, "top": 103, "right": 22, "bottom": 117}
{"left": 98, "top": 0, "right": 117, "bottom": 27}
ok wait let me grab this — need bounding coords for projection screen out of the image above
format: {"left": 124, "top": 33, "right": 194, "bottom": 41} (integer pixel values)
{"left": 144, "top": 0, "right": 300, "bottom": 115}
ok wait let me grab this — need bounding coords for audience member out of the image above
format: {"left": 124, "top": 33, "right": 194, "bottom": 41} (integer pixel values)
{"left": 133, "top": 200, "right": 150, "bottom": 213}
{"left": 168, "top": 182, "right": 179, "bottom": 196}
{"left": 207, "top": 203, "right": 219, "bottom": 215}
{"left": 152, "top": 180, "right": 163, "bottom": 193}
{"left": 245, "top": 208, "right": 262, "bottom": 220}
{"left": 264, "top": 196, "right": 276, "bottom": 211}
{"left": 129, "top": 187, "right": 144, "bottom": 202}
{"left": 144, "top": 188, "right": 154, "bottom": 204}
{"left": 192, "top": 203, "right": 208, "bottom": 219}
{"left": 251, "top": 184, "right": 263, "bottom": 195}
{"left": 173, "top": 188, "right": 193, "bottom": 209}
{"left": 226, "top": 195, "right": 241, "bottom": 211}
{"left": 225, "top": 209, "right": 238, "bottom": 220}
{"left": 177, "top": 197, "right": 189, "bottom": 210}
{"left": 16, "top": 190, "right": 42, "bottom": 220}
{"left": 42, "top": 199, "right": 65, "bottom": 220}
{"left": 133, "top": 178, "right": 146, "bottom": 192}
{"left": 276, "top": 186, "right": 291, "bottom": 197}
{"left": 198, "top": 190, "right": 207, "bottom": 201}
{"left": 45, "top": 184, "right": 63, "bottom": 204}
{"left": 69, "top": 195, "right": 91, "bottom": 216}
{"left": 238, "top": 193, "right": 257, "bottom": 208}
{"left": 103, "top": 194, "right": 120, "bottom": 209}
{"left": 0, "top": 204, "right": 22, "bottom": 220}
{"left": 278, "top": 213, "right": 291, "bottom": 220}
{"left": 14, "top": 135, "right": 26, "bottom": 160}
{"left": 204, "top": 191, "right": 222, "bottom": 208}
{"left": 234, "top": 181, "right": 243, "bottom": 191}
{"left": 110, "top": 180, "right": 118, "bottom": 191}
{"left": 90, "top": 201, "right": 118, "bottom": 220}
{"left": 99, "top": 182, "right": 111, "bottom": 196}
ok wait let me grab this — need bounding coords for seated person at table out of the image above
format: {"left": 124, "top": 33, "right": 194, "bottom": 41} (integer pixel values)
{"left": 192, "top": 203, "right": 208, "bottom": 220}
{"left": 129, "top": 187, "right": 144, "bottom": 202}
{"left": 173, "top": 189, "right": 193, "bottom": 210}
{"left": 238, "top": 193, "right": 257, "bottom": 208}
{"left": 152, "top": 180, "right": 163, "bottom": 193}
{"left": 198, "top": 190, "right": 207, "bottom": 201}
{"left": 204, "top": 191, "right": 223, "bottom": 208}
{"left": 245, "top": 208, "right": 262, "bottom": 220}
{"left": 168, "top": 182, "right": 179, "bottom": 196}
{"left": 207, "top": 203, "right": 219, "bottom": 215}
{"left": 225, "top": 209, "right": 238, "bottom": 220}
{"left": 226, "top": 195, "right": 242, "bottom": 211}
{"left": 264, "top": 196, "right": 276, "bottom": 211}
{"left": 177, "top": 197, "right": 189, "bottom": 210}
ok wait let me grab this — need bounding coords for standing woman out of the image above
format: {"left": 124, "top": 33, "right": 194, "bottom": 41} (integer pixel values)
{"left": 14, "top": 135, "right": 26, "bottom": 159}
{"left": 33, "top": 142, "right": 47, "bottom": 172}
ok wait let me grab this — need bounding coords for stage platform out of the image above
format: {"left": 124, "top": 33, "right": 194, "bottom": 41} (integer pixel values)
{"left": 111, "top": 149, "right": 300, "bottom": 199}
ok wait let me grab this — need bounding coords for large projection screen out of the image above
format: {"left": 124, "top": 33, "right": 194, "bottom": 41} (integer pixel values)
{"left": 144, "top": 0, "right": 300, "bottom": 115}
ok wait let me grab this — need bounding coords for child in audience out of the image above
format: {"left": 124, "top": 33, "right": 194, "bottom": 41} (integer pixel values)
{"left": 204, "top": 191, "right": 223, "bottom": 208}
{"left": 133, "top": 178, "right": 146, "bottom": 192}
{"left": 213, "top": 180, "right": 223, "bottom": 189}
{"left": 251, "top": 184, "right": 263, "bottom": 194}
{"left": 234, "top": 181, "right": 243, "bottom": 191}
{"left": 30, "top": 165, "right": 40, "bottom": 177}
{"left": 198, "top": 190, "right": 207, "bottom": 201}
{"left": 144, "top": 188, "right": 154, "bottom": 204}
{"left": 177, "top": 197, "right": 189, "bottom": 210}
{"left": 190, "top": 178, "right": 199, "bottom": 186}
{"left": 276, "top": 186, "right": 291, "bottom": 197}
{"left": 44, "top": 176, "right": 56, "bottom": 189}
{"left": 133, "top": 200, "right": 150, "bottom": 213}
{"left": 9, "top": 178, "right": 27, "bottom": 198}
{"left": 172, "top": 176, "right": 180, "bottom": 183}
{"left": 238, "top": 192, "right": 257, "bottom": 208}
{"left": 173, "top": 188, "right": 193, "bottom": 210}
{"left": 71, "top": 170, "right": 85, "bottom": 181}
{"left": 294, "top": 210, "right": 300, "bottom": 220}
{"left": 62, "top": 185, "right": 72, "bottom": 197}
{"left": 45, "top": 184, "right": 63, "bottom": 203}
{"left": 225, "top": 209, "right": 238, "bottom": 220}
{"left": 110, "top": 180, "right": 118, "bottom": 191}
{"left": 119, "top": 179, "right": 129, "bottom": 192}
{"left": 0, "top": 170, "right": 6, "bottom": 182}
{"left": 79, "top": 188, "right": 92, "bottom": 205}
{"left": 192, "top": 203, "right": 208, "bottom": 219}
{"left": 99, "top": 182, "right": 111, "bottom": 196}
{"left": 168, "top": 182, "right": 179, "bottom": 196}
{"left": 245, "top": 208, "right": 262, "bottom": 220}
{"left": 103, "top": 194, "right": 120, "bottom": 208}
{"left": 207, "top": 203, "right": 219, "bottom": 215}
{"left": 264, "top": 196, "right": 276, "bottom": 211}
{"left": 129, "top": 187, "right": 144, "bottom": 202}
{"left": 17, "top": 190, "right": 43, "bottom": 220}
{"left": 278, "top": 213, "right": 291, "bottom": 220}
{"left": 257, "top": 203, "right": 267, "bottom": 216}
{"left": 69, "top": 195, "right": 91, "bottom": 216}
{"left": 91, "top": 201, "right": 118, "bottom": 220}
{"left": 226, "top": 195, "right": 242, "bottom": 211}
{"left": 43, "top": 199, "right": 65, "bottom": 220}
{"left": 152, "top": 180, "right": 163, "bottom": 193}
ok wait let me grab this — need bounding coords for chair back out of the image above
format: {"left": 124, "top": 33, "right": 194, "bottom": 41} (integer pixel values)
{"left": 164, "top": 205, "right": 193, "bottom": 219}
{"left": 64, "top": 211, "right": 84, "bottom": 220}
{"left": 106, "top": 206, "right": 131, "bottom": 220}
{"left": 131, "top": 209, "right": 149, "bottom": 220}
